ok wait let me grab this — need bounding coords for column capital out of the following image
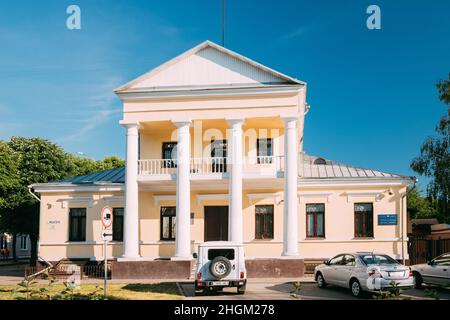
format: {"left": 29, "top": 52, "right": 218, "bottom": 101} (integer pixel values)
{"left": 120, "top": 121, "right": 140, "bottom": 129}
{"left": 282, "top": 117, "right": 298, "bottom": 128}
{"left": 172, "top": 120, "right": 192, "bottom": 128}
{"left": 226, "top": 118, "right": 245, "bottom": 126}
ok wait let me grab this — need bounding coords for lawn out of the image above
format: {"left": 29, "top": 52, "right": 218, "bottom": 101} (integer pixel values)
{"left": 0, "top": 282, "right": 184, "bottom": 300}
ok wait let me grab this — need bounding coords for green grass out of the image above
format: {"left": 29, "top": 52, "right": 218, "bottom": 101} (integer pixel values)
{"left": 0, "top": 282, "right": 183, "bottom": 300}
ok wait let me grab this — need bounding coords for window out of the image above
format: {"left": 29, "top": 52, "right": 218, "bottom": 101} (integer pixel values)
{"left": 162, "top": 142, "right": 177, "bottom": 168}
{"left": 160, "top": 207, "right": 176, "bottom": 241}
{"left": 433, "top": 253, "right": 450, "bottom": 266}
{"left": 255, "top": 205, "right": 274, "bottom": 239}
{"left": 113, "top": 208, "right": 124, "bottom": 241}
{"left": 19, "top": 235, "right": 28, "bottom": 250}
{"left": 359, "top": 254, "right": 399, "bottom": 266}
{"left": 328, "top": 254, "right": 344, "bottom": 266}
{"left": 354, "top": 203, "right": 374, "bottom": 238}
{"left": 313, "top": 158, "right": 326, "bottom": 165}
{"left": 343, "top": 254, "right": 356, "bottom": 266}
{"left": 208, "top": 248, "right": 235, "bottom": 261}
{"left": 0, "top": 236, "right": 6, "bottom": 249}
{"left": 306, "top": 204, "right": 325, "bottom": 238}
{"left": 257, "top": 138, "right": 273, "bottom": 163}
{"left": 211, "top": 139, "right": 227, "bottom": 173}
{"left": 69, "top": 208, "right": 86, "bottom": 242}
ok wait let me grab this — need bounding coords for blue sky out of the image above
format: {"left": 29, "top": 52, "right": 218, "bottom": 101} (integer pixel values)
{"left": 0, "top": 0, "right": 448, "bottom": 188}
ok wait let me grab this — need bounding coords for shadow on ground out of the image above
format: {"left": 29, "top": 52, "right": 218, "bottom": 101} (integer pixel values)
{"left": 122, "top": 283, "right": 179, "bottom": 295}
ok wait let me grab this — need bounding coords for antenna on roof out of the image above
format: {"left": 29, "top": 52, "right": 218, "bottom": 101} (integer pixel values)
{"left": 222, "top": 0, "right": 225, "bottom": 47}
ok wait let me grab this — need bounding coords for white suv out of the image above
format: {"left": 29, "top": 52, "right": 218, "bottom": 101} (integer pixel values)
{"left": 193, "top": 241, "right": 247, "bottom": 295}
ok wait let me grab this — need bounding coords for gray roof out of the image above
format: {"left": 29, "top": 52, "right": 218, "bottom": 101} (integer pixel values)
{"left": 34, "top": 153, "right": 411, "bottom": 188}
{"left": 58, "top": 167, "right": 125, "bottom": 184}
{"left": 301, "top": 153, "right": 412, "bottom": 180}
{"left": 410, "top": 218, "right": 439, "bottom": 225}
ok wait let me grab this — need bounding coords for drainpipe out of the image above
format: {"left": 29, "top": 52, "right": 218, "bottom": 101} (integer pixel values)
{"left": 27, "top": 186, "right": 41, "bottom": 264}
{"left": 28, "top": 186, "right": 41, "bottom": 202}
{"left": 401, "top": 178, "right": 417, "bottom": 265}
{"left": 298, "top": 102, "right": 310, "bottom": 178}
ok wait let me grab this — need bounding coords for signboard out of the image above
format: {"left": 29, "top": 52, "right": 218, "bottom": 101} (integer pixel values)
{"left": 101, "top": 206, "right": 113, "bottom": 229}
{"left": 101, "top": 229, "right": 113, "bottom": 241}
{"left": 378, "top": 214, "right": 398, "bottom": 225}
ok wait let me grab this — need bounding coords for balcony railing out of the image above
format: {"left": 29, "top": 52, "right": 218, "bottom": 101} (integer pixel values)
{"left": 138, "top": 156, "right": 284, "bottom": 176}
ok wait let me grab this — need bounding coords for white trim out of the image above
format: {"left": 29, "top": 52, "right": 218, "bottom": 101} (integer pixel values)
{"left": 247, "top": 192, "right": 282, "bottom": 205}
{"left": 196, "top": 194, "right": 229, "bottom": 206}
{"left": 299, "top": 179, "right": 410, "bottom": 188}
{"left": 103, "top": 196, "right": 125, "bottom": 205}
{"left": 118, "top": 86, "right": 302, "bottom": 101}
{"left": 39, "top": 241, "right": 123, "bottom": 245}
{"left": 140, "top": 240, "right": 176, "bottom": 245}
{"left": 345, "top": 190, "right": 385, "bottom": 203}
{"left": 57, "top": 197, "right": 94, "bottom": 209}
{"left": 298, "top": 192, "right": 333, "bottom": 203}
{"left": 152, "top": 195, "right": 176, "bottom": 206}
{"left": 32, "top": 185, "right": 124, "bottom": 193}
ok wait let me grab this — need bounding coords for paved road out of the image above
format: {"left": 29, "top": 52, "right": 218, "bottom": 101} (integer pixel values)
{"left": 179, "top": 278, "right": 450, "bottom": 300}
{"left": 0, "top": 264, "right": 26, "bottom": 285}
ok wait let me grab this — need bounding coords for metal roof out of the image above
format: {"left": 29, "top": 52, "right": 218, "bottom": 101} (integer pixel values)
{"left": 58, "top": 167, "right": 125, "bottom": 184}
{"left": 45, "top": 153, "right": 410, "bottom": 186}
{"left": 301, "top": 153, "right": 411, "bottom": 180}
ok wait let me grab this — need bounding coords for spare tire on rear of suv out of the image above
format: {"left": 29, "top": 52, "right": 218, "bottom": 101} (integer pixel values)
{"left": 210, "top": 256, "right": 232, "bottom": 279}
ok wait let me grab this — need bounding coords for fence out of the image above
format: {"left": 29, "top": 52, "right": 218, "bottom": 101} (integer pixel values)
{"left": 25, "top": 264, "right": 111, "bottom": 280}
{"left": 408, "top": 236, "right": 450, "bottom": 265}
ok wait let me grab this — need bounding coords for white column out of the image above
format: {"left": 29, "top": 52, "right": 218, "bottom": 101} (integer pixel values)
{"left": 227, "top": 119, "right": 244, "bottom": 243}
{"left": 173, "top": 121, "right": 191, "bottom": 259}
{"left": 122, "top": 123, "right": 140, "bottom": 260}
{"left": 282, "top": 117, "right": 299, "bottom": 256}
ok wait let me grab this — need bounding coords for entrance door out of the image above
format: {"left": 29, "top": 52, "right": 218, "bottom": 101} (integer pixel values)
{"left": 204, "top": 206, "right": 229, "bottom": 241}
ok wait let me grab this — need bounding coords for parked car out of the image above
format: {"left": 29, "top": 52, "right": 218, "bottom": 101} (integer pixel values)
{"left": 411, "top": 253, "right": 450, "bottom": 288}
{"left": 314, "top": 252, "right": 414, "bottom": 297}
{"left": 193, "top": 241, "right": 247, "bottom": 295}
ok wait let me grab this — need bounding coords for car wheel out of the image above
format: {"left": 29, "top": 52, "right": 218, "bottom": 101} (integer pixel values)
{"left": 237, "top": 284, "right": 246, "bottom": 294}
{"left": 350, "top": 279, "right": 363, "bottom": 298}
{"left": 209, "top": 256, "right": 232, "bottom": 279}
{"left": 413, "top": 272, "right": 423, "bottom": 289}
{"left": 316, "top": 273, "right": 327, "bottom": 288}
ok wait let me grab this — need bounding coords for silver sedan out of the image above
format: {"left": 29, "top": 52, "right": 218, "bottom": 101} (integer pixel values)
{"left": 411, "top": 253, "right": 450, "bottom": 288}
{"left": 314, "top": 252, "right": 414, "bottom": 297}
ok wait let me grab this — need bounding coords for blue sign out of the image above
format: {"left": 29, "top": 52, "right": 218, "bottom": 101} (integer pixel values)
{"left": 378, "top": 214, "right": 398, "bottom": 225}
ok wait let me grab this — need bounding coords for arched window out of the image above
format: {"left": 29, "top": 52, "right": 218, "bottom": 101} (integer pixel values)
{"left": 313, "top": 158, "right": 326, "bottom": 165}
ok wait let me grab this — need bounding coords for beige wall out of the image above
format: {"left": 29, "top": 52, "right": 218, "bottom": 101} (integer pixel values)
{"left": 139, "top": 118, "right": 286, "bottom": 160}
{"left": 38, "top": 185, "right": 408, "bottom": 261}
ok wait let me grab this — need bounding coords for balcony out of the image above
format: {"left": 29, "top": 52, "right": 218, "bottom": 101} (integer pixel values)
{"left": 137, "top": 156, "right": 284, "bottom": 181}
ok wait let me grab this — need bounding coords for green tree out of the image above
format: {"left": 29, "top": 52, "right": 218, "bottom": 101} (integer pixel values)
{"left": 411, "top": 74, "right": 450, "bottom": 223}
{"left": 0, "top": 137, "right": 124, "bottom": 265}
{"left": 0, "top": 141, "right": 21, "bottom": 210}
{"left": 0, "top": 141, "right": 21, "bottom": 260}
{"left": 407, "top": 186, "right": 438, "bottom": 220}
{"left": 4, "top": 137, "right": 72, "bottom": 264}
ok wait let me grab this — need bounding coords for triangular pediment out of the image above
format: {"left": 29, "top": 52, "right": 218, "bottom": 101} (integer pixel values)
{"left": 115, "top": 41, "right": 303, "bottom": 92}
